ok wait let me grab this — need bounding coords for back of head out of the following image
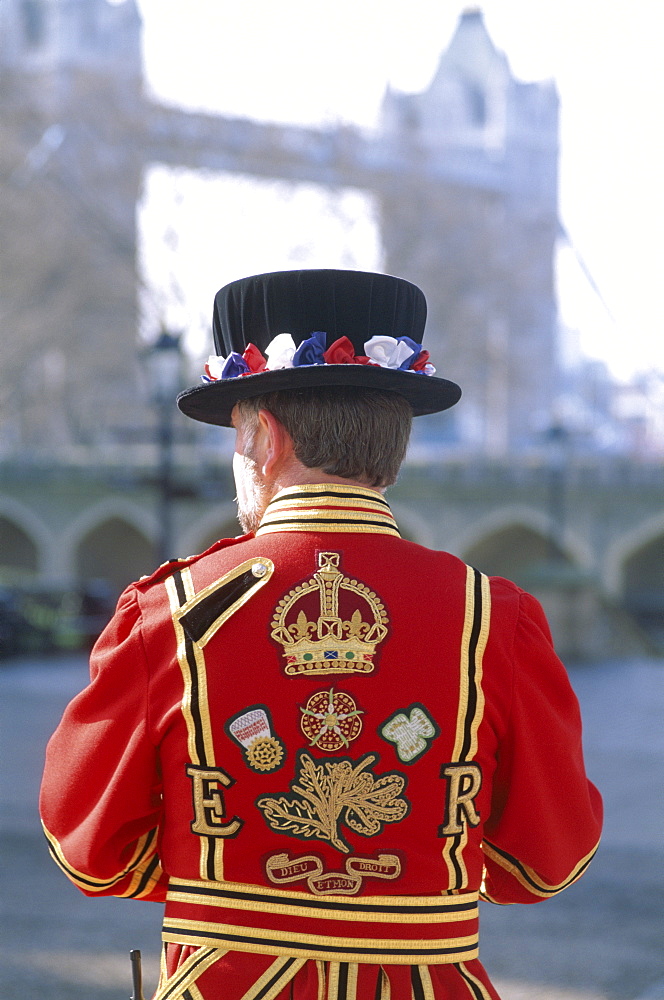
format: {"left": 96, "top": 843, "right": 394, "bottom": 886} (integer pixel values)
{"left": 238, "top": 386, "right": 412, "bottom": 488}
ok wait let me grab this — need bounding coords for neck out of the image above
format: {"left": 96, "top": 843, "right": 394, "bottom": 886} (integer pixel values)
{"left": 244, "top": 467, "right": 386, "bottom": 535}
{"left": 270, "top": 455, "right": 385, "bottom": 496}
{"left": 270, "top": 465, "right": 385, "bottom": 496}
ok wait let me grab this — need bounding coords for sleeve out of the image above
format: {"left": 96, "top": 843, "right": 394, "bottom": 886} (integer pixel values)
{"left": 481, "top": 589, "right": 603, "bottom": 905}
{"left": 39, "top": 585, "right": 168, "bottom": 902}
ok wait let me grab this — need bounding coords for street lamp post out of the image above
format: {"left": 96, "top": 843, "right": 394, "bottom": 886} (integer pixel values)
{"left": 545, "top": 421, "right": 569, "bottom": 563}
{"left": 144, "top": 331, "right": 182, "bottom": 566}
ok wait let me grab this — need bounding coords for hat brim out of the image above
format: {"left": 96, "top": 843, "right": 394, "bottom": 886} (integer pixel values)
{"left": 177, "top": 365, "right": 461, "bottom": 427}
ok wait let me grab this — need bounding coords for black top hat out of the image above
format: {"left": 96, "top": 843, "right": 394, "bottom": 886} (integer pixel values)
{"left": 177, "top": 269, "right": 461, "bottom": 426}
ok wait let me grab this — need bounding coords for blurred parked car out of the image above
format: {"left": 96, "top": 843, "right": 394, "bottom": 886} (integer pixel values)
{"left": 0, "top": 582, "right": 114, "bottom": 659}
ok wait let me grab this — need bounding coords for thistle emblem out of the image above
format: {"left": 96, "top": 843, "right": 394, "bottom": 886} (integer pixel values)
{"left": 271, "top": 552, "right": 389, "bottom": 676}
{"left": 257, "top": 751, "right": 409, "bottom": 854}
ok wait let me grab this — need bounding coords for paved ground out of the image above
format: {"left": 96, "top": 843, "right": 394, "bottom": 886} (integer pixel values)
{"left": 1, "top": 653, "right": 663, "bottom": 1000}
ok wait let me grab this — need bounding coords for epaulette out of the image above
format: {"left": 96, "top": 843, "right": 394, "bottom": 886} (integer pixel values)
{"left": 135, "top": 533, "right": 252, "bottom": 590}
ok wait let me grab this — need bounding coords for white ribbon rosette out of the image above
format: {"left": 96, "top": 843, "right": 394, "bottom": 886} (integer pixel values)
{"left": 264, "top": 333, "right": 296, "bottom": 370}
{"left": 204, "top": 354, "right": 227, "bottom": 380}
{"left": 364, "top": 336, "right": 415, "bottom": 369}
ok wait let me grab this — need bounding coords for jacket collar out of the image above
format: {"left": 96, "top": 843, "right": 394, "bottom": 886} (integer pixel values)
{"left": 255, "top": 483, "right": 400, "bottom": 537}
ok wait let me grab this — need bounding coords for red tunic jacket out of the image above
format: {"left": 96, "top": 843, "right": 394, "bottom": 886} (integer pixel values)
{"left": 40, "top": 485, "right": 602, "bottom": 998}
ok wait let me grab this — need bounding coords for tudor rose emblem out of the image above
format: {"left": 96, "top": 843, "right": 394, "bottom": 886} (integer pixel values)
{"left": 271, "top": 552, "right": 389, "bottom": 676}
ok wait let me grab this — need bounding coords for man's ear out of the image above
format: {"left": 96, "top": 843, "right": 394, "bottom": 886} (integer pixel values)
{"left": 257, "top": 409, "right": 294, "bottom": 478}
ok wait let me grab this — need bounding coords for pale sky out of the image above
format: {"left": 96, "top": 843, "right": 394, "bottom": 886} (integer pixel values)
{"left": 135, "top": 0, "right": 664, "bottom": 381}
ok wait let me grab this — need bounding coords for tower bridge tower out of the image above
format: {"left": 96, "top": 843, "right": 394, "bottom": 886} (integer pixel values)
{"left": 380, "top": 9, "right": 559, "bottom": 453}
{"left": 0, "top": 3, "right": 559, "bottom": 457}
{"left": 0, "top": 0, "right": 145, "bottom": 451}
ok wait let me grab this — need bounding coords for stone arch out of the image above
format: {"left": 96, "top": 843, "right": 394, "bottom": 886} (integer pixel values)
{"left": 75, "top": 517, "right": 156, "bottom": 597}
{"left": 65, "top": 498, "right": 157, "bottom": 596}
{"left": 457, "top": 505, "right": 592, "bottom": 588}
{"left": 605, "top": 514, "right": 664, "bottom": 648}
{"left": 455, "top": 504, "right": 594, "bottom": 579}
{"left": 0, "top": 495, "right": 51, "bottom": 579}
{"left": 63, "top": 498, "right": 155, "bottom": 563}
{"left": 604, "top": 511, "right": 664, "bottom": 596}
{"left": 463, "top": 523, "right": 563, "bottom": 587}
{"left": 179, "top": 504, "right": 242, "bottom": 557}
{"left": 0, "top": 515, "right": 39, "bottom": 580}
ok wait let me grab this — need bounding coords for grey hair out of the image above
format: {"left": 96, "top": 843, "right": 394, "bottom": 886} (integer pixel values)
{"left": 237, "top": 386, "right": 412, "bottom": 487}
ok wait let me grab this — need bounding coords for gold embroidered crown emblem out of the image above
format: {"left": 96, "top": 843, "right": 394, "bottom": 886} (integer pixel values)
{"left": 271, "top": 552, "right": 389, "bottom": 676}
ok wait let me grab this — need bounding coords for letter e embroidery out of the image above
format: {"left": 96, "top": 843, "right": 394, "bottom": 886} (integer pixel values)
{"left": 186, "top": 763, "right": 243, "bottom": 838}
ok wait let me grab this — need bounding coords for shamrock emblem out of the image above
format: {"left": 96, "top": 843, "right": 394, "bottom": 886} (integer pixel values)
{"left": 380, "top": 704, "right": 439, "bottom": 763}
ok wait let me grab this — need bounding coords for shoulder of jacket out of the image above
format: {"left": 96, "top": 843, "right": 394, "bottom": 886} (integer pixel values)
{"left": 482, "top": 574, "right": 543, "bottom": 632}
{"left": 133, "top": 533, "right": 253, "bottom": 591}
{"left": 484, "top": 573, "right": 523, "bottom": 595}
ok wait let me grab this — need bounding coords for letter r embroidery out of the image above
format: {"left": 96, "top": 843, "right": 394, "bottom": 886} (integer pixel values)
{"left": 438, "top": 762, "right": 482, "bottom": 837}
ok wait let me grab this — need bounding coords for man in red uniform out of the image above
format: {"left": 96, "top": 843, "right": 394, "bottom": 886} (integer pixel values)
{"left": 40, "top": 269, "right": 602, "bottom": 999}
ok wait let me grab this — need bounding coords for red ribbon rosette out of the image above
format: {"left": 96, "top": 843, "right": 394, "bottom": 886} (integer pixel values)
{"left": 242, "top": 343, "right": 268, "bottom": 373}
{"left": 409, "top": 349, "right": 430, "bottom": 372}
{"left": 322, "top": 337, "right": 358, "bottom": 365}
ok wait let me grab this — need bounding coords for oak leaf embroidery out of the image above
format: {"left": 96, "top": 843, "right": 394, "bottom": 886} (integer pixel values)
{"left": 256, "top": 751, "right": 409, "bottom": 854}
